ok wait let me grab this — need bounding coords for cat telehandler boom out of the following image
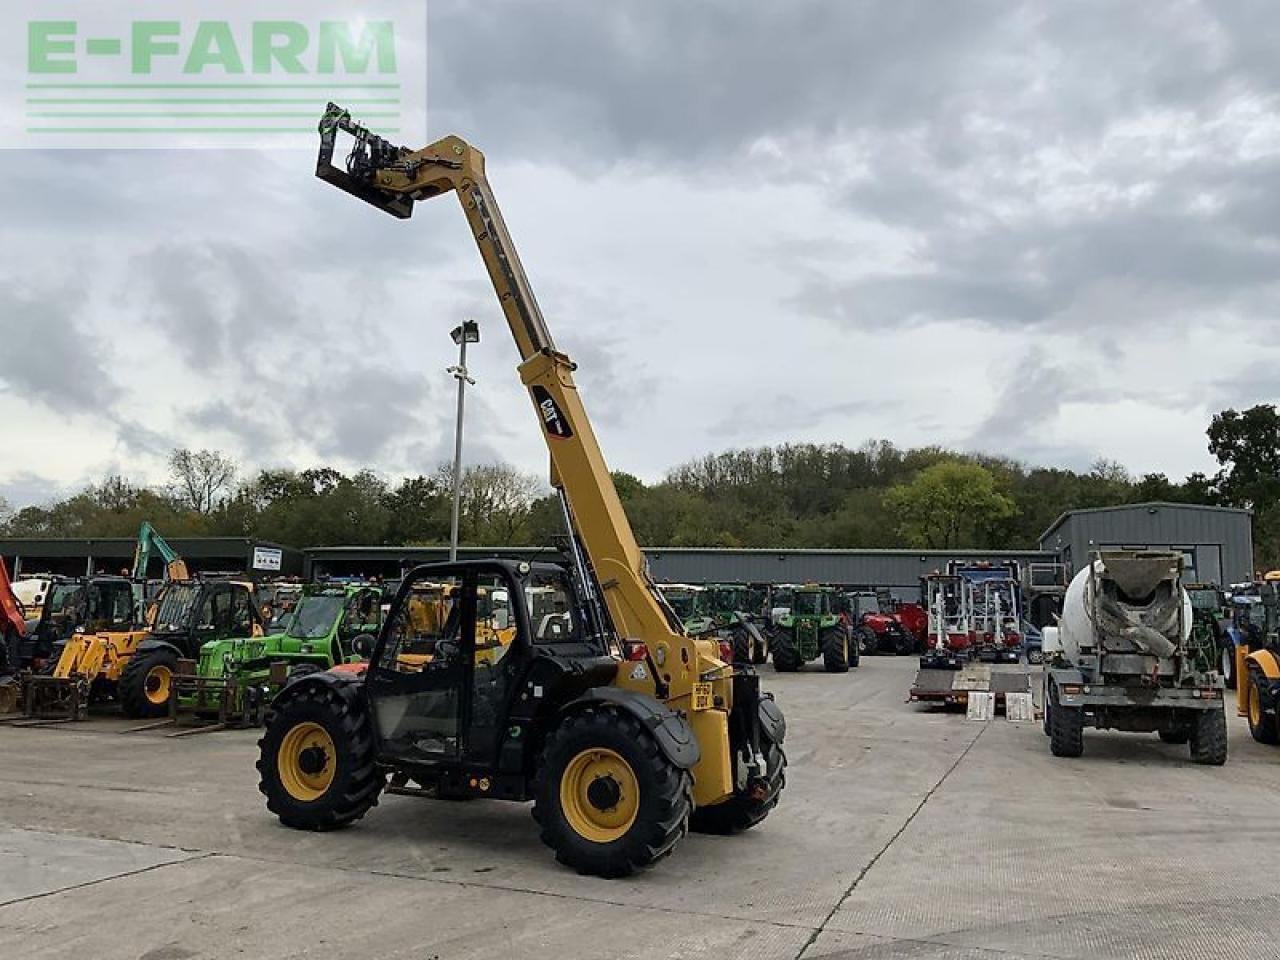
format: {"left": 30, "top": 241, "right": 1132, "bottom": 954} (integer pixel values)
{"left": 256, "top": 106, "right": 787, "bottom": 877}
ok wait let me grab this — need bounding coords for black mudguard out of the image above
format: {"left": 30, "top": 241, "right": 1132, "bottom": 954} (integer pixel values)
{"left": 759, "top": 693, "right": 786, "bottom": 745}
{"left": 562, "top": 686, "right": 700, "bottom": 770}
{"left": 134, "top": 638, "right": 184, "bottom": 660}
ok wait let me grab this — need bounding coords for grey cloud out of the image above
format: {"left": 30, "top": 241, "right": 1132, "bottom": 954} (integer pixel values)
{"left": 0, "top": 284, "right": 118, "bottom": 414}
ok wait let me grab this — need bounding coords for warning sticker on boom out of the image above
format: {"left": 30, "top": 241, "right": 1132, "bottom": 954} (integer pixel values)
{"left": 531, "top": 385, "right": 573, "bottom": 438}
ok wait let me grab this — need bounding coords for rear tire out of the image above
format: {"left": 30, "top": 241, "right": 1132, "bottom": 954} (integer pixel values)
{"left": 1246, "top": 667, "right": 1279, "bottom": 745}
{"left": 257, "top": 681, "right": 384, "bottom": 830}
{"left": 892, "top": 629, "right": 915, "bottom": 657}
{"left": 119, "top": 648, "right": 179, "bottom": 719}
{"left": 821, "top": 627, "right": 849, "bottom": 673}
{"left": 1048, "top": 686, "right": 1084, "bottom": 758}
{"left": 533, "top": 705, "right": 692, "bottom": 878}
{"left": 771, "top": 632, "right": 802, "bottom": 672}
{"left": 730, "top": 627, "right": 751, "bottom": 664}
{"left": 1189, "top": 708, "right": 1228, "bottom": 765}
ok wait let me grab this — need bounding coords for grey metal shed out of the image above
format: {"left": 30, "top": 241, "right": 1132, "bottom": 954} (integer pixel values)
{"left": 1037, "top": 502, "right": 1254, "bottom": 586}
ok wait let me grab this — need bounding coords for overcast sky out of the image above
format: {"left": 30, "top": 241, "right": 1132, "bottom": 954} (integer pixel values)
{"left": 3, "top": 0, "right": 1279, "bottom": 509}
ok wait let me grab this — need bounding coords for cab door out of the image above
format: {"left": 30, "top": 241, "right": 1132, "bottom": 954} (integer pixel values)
{"left": 366, "top": 572, "right": 471, "bottom": 762}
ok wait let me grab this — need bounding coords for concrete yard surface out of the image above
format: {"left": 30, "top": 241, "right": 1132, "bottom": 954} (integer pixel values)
{"left": 1, "top": 657, "right": 1277, "bottom": 959}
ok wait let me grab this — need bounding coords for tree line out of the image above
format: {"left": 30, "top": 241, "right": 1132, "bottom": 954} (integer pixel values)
{"left": 1, "top": 404, "right": 1275, "bottom": 570}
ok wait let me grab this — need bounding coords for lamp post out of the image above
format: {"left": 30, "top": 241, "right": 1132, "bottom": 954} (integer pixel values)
{"left": 448, "top": 320, "right": 480, "bottom": 562}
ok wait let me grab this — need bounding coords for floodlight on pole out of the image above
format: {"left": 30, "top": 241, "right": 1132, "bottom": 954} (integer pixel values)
{"left": 448, "top": 320, "right": 479, "bottom": 562}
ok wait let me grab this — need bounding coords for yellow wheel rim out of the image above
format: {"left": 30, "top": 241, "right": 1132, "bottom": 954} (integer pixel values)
{"left": 1249, "top": 682, "right": 1263, "bottom": 727}
{"left": 144, "top": 665, "right": 172, "bottom": 705}
{"left": 278, "top": 721, "right": 337, "bottom": 802}
{"left": 559, "top": 747, "right": 639, "bottom": 843}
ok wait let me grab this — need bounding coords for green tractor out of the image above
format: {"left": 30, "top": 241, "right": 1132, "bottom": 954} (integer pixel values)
{"left": 173, "top": 583, "right": 384, "bottom": 726}
{"left": 705, "top": 582, "right": 769, "bottom": 664}
{"left": 770, "top": 584, "right": 856, "bottom": 673}
{"left": 660, "top": 584, "right": 715, "bottom": 635}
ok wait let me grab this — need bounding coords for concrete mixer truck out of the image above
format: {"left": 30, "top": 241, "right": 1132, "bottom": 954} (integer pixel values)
{"left": 1041, "top": 550, "right": 1226, "bottom": 765}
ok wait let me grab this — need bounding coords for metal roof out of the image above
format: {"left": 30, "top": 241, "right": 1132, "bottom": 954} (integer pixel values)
{"left": 1037, "top": 501, "right": 1250, "bottom": 546}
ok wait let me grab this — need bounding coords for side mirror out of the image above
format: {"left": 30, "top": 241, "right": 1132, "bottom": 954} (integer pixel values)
{"left": 351, "top": 633, "right": 376, "bottom": 659}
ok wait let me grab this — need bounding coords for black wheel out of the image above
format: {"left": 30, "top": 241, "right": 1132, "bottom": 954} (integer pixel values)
{"left": 1157, "top": 729, "right": 1189, "bottom": 744}
{"left": 1246, "top": 667, "right": 1279, "bottom": 745}
{"left": 119, "top": 647, "right": 179, "bottom": 719}
{"left": 821, "top": 627, "right": 849, "bottom": 673}
{"left": 1041, "top": 684, "right": 1051, "bottom": 736}
{"left": 1027, "top": 648, "right": 1045, "bottom": 665}
{"left": 892, "top": 628, "right": 915, "bottom": 657}
{"left": 730, "top": 627, "right": 752, "bottom": 664}
{"left": 533, "top": 705, "right": 692, "bottom": 878}
{"left": 771, "top": 632, "right": 802, "bottom": 672}
{"left": 1221, "top": 643, "right": 1238, "bottom": 690}
{"left": 1189, "top": 708, "right": 1228, "bottom": 765}
{"left": 853, "top": 626, "right": 876, "bottom": 657}
{"left": 256, "top": 680, "right": 384, "bottom": 830}
{"left": 286, "top": 663, "right": 323, "bottom": 684}
{"left": 1048, "top": 684, "right": 1084, "bottom": 758}
{"left": 690, "top": 739, "right": 787, "bottom": 835}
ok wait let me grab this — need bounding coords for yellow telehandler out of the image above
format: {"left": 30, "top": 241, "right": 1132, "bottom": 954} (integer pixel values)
{"left": 255, "top": 106, "right": 787, "bottom": 877}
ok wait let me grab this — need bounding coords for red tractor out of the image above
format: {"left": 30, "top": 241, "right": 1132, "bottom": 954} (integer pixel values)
{"left": 841, "top": 590, "right": 925, "bottom": 656}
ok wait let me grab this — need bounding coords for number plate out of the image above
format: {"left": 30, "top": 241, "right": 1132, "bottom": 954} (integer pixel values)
{"left": 692, "top": 682, "right": 713, "bottom": 711}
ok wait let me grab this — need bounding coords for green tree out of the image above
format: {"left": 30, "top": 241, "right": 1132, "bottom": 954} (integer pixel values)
{"left": 885, "top": 462, "right": 1016, "bottom": 549}
{"left": 1208, "top": 404, "right": 1280, "bottom": 569}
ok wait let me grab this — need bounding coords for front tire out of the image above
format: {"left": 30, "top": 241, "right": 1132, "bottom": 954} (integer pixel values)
{"left": 1246, "top": 667, "right": 1279, "bottom": 745}
{"left": 1221, "top": 643, "right": 1238, "bottom": 690}
{"left": 853, "top": 626, "right": 876, "bottom": 657}
{"left": 119, "top": 648, "right": 179, "bottom": 718}
{"left": 257, "top": 681, "right": 384, "bottom": 830}
{"left": 533, "top": 706, "right": 692, "bottom": 878}
{"left": 821, "top": 627, "right": 849, "bottom": 673}
{"left": 1189, "top": 708, "right": 1228, "bottom": 765}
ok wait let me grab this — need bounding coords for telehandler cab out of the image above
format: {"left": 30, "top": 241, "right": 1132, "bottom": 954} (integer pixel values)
{"left": 255, "top": 106, "right": 787, "bottom": 878}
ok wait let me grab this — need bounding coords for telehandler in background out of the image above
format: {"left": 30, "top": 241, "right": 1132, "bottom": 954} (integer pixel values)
{"left": 172, "top": 582, "right": 383, "bottom": 727}
{"left": 23, "top": 527, "right": 257, "bottom": 721}
{"left": 1240, "top": 572, "right": 1280, "bottom": 744}
{"left": 255, "top": 106, "right": 787, "bottom": 878}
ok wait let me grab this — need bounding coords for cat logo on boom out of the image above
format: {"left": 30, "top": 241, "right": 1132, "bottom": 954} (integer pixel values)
{"left": 532, "top": 386, "right": 573, "bottom": 438}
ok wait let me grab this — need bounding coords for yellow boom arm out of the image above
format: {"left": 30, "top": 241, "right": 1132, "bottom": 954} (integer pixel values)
{"left": 316, "top": 107, "right": 683, "bottom": 646}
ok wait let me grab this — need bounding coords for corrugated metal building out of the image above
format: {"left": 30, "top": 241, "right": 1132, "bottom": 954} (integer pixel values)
{"left": 0, "top": 537, "right": 303, "bottom": 578}
{"left": 1037, "top": 502, "right": 1254, "bottom": 585}
{"left": 304, "top": 545, "right": 1057, "bottom": 599}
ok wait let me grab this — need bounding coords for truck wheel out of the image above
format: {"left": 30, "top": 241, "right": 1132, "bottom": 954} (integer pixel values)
{"left": 533, "top": 705, "right": 692, "bottom": 877}
{"left": 1157, "top": 729, "right": 1189, "bottom": 744}
{"left": 771, "top": 634, "right": 801, "bottom": 672}
{"left": 119, "top": 648, "right": 179, "bottom": 719}
{"left": 1189, "top": 708, "right": 1228, "bottom": 765}
{"left": 257, "top": 681, "right": 384, "bottom": 830}
{"left": 1048, "top": 688, "right": 1084, "bottom": 758}
{"left": 821, "top": 628, "right": 849, "bottom": 673}
{"left": 1246, "top": 667, "right": 1279, "bottom": 745}
{"left": 690, "top": 740, "right": 786, "bottom": 835}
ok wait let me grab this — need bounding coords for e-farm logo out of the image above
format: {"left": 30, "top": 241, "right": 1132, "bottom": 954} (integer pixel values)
{"left": 4, "top": 2, "right": 427, "bottom": 149}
